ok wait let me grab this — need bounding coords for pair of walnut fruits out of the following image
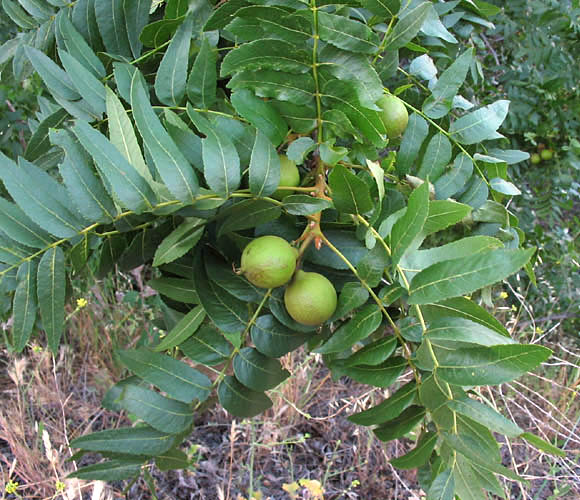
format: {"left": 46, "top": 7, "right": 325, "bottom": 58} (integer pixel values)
{"left": 240, "top": 235, "right": 337, "bottom": 326}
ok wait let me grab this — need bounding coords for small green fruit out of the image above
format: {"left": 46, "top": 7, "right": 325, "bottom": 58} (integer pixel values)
{"left": 284, "top": 270, "right": 337, "bottom": 326}
{"left": 540, "top": 149, "right": 553, "bottom": 161}
{"left": 272, "top": 155, "right": 300, "bottom": 200}
{"left": 241, "top": 235, "right": 297, "bottom": 288}
{"left": 530, "top": 153, "right": 541, "bottom": 164}
{"left": 377, "top": 94, "right": 409, "bottom": 139}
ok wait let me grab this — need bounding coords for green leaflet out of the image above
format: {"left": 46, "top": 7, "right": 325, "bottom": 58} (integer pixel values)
{"left": 390, "top": 181, "right": 430, "bottom": 265}
{"left": 187, "top": 105, "right": 241, "bottom": 197}
{"left": 24, "top": 45, "right": 80, "bottom": 101}
{"left": 72, "top": 0, "right": 103, "bottom": 52}
{"left": 521, "top": 432, "right": 566, "bottom": 457}
{"left": 163, "top": 109, "right": 204, "bottom": 172}
{"left": 360, "top": 0, "right": 401, "bottom": 19}
{"left": 459, "top": 175, "right": 489, "bottom": 210}
{"left": 69, "top": 459, "right": 143, "bottom": 481}
{"left": 374, "top": 406, "right": 426, "bottom": 441}
{"left": 386, "top": 2, "right": 431, "bottom": 50}
{"left": 348, "top": 381, "right": 416, "bottom": 426}
{"left": 251, "top": 314, "right": 312, "bottom": 358}
{"left": 117, "top": 384, "right": 194, "bottom": 434}
{"left": 427, "top": 469, "right": 455, "bottom": 500}
{"left": 140, "top": 15, "right": 186, "bottom": 48}
{"left": 25, "top": 107, "right": 68, "bottom": 162}
{"left": 156, "top": 447, "right": 190, "bottom": 471}
{"left": 390, "top": 431, "right": 437, "bottom": 469}
{"left": 124, "top": 0, "right": 150, "bottom": 58}
{"left": 11, "top": 260, "right": 38, "bottom": 352}
{"left": 330, "top": 282, "right": 369, "bottom": 321}
{"left": 94, "top": 0, "right": 132, "bottom": 57}
{"left": 283, "top": 195, "right": 333, "bottom": 216}
{"left": 424, "top": 317, "right": 515, "bottom": 348}
{"left": 218, "top": 375, "right": 272, "bottom": 418}
{"left": 400, "top": 235, "right": 503, "bottom": 282}
{"left": 316, "top": 304, "right": 382, "bottom": 354}
{"left": 118, "top": 348, "right": 211, "bottom": 403}
{"left": 233, "top": 347, "right": 290, "bottom": 392}
{"left": 396, "top": 113, "right": 429, "bottom": 175}
{"left": 3, "top": 0, "right": 38, "bottom": 29}
{"left": 119, "top": 227, "right": 167, "bottom": 271}
{"left": 423, "top": 200, "right": 472, "bottom": 235}
{"left": 131, "top": 71, "right": 199, "bottom": 204}
{"left": 420, "top": 297, "right": 509, "bottom": 336}
{"left": 417, "top": 133, "right": 452, "bottom": 181}
{"left": 187, "top": 36, "right": 217, "bottom": 109}
{"left": 230, "top": 89, "right": 288, "bottom": 146}
{"left": 180, "top": 325, "right": 233, "bottom": 366}
{"left": 334, "top": 356, "right": 407, "bottom": 388}
{"left": 434, "top": 153, "right": 474, "bottom": 200}
{"left": 70, "top": 426, "right": 174, "bottom": 456}
{"left": 249, "top": 130, "right": 281, "bottom": 197}
{"left": 408, "top": 248, "right": 535, "bottom": 304}
{"left": 58, "top": 49, "right": 106, "bottom": 115}
{"left": 226, "top": 6, "right": 311, "bottom": 45}
{"left": 0, "top": 152, "right": 83, "bottom": 238}
{"left": 205, "top": 252, "right": 265, "bottom": 304}
{"left": 0, "top": 231, "right": 28, "bottom": 265}
{"left": 322, "top": 79, "right": 386, "bottom": 147}
{"left": 221, "top": 38, "right": 310, "bottom": 77}
{"left": 452, "top": 455, "right": 493, "bottom": 500}
{"left": 217, "top": 199, "right": 281, "bottom": 237}
{"left": 318, "top": 11, "right": 379, "bottom": 54}
{"left": 153, "top": 305, "right": 206, "bottom": 352}
{"left": 443, "top": 433, "right": 525, "bottom": 481}
{"left": 328, "top": 163, "right": 373, "bottom": 215}
{"left": 105, "top": 87, "right": 155, "bottom": 188}
{"left": 71, "top": 121, "right": 157, "bottom": 214}
{"left": 447, "top": 398, "right": 522, "bottom": 438}
{"left": 149, "top": 277, "right": 199, "bottom": 304}
{"left": 436, "top": 344, "right": 552, "bottom": 386}
{"left": 449, "top": 100, "right": 510, "bottom": 145}
{"left": 37, "top": 247, "right": 65, "bottom": 354}
{"left": 155, "top": 13, "right": 193, "bottom": 107}
{"left": 228, "top": 69, "right": 315, "bottom": 106}
{"left": 286, "top": 137, "right": 316, "bottom": 164}
{"left": 193, "top": 251, "right": 248, "bottom": 335}
{"left": 204, "top": 0, "right": 249, "bottom": 31}
{"left": 153, "top": 219, "right": 205, "bottom": 267}
{"left": 423, "top": 50, "right": 473, "bottom": 119}
{"left": 343, "top": 336, "right": 397, "bottom": 367}
{"left": 0, "top": 197, "right": 53, "bottom": 248}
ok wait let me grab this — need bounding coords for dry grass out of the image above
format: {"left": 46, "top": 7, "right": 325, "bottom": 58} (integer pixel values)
{"left": 0, "top": 278, "right": 578, "bottom": 499}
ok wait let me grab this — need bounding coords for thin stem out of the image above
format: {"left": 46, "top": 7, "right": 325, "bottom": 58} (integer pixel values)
{"left": 152, "top": 105, "right": 247, "bottom": 122}
{"left": 104, "top": 41, "right": 171, "bottom": 82}
{"left": 356, "top": 216, "right": 460, "bottom": 436}
{"left": 310, "top": 0, "right": 323, "bottom": 143}
{"left": 193, "top": 289, "right": 273, "bottom": 412}
{"left": 319, "top": 233, "right": 420, "bottom": 383}
{"left": 399, "top": 99, "right": 489, "bottom": 185}
{"left": 0, "top": 193, "right": 228, "bottom": 278}
{"left": 355, "top": 215, "right": 440, "bottom": 370}
{"left": 372, "top": 16, "right": 396, "bottom": 65}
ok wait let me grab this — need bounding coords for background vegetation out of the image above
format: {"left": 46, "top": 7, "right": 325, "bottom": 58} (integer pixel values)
{"left": 0, "top": 1, "right": 578, "bottom": 499}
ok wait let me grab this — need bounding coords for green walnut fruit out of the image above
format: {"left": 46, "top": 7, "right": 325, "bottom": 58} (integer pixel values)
{"left": 530, "top": 153, "right": 541, "bottom": 164}
{"left": 540, "top": 149, "right": 553, "bottom": 161}
{"left": 377, "top": 94, "right": 409, "bottom": 139}
{"left": 272, "top": 155, "right": 300, "bottom": 200}
{"left": 241, "top": 235, "right": 297, "bottom": 288}
{"left": 284, "top": 270, "right": 337, "bottom": 326}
